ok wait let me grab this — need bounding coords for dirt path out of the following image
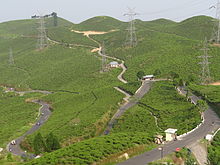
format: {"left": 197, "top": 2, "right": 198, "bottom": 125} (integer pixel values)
{"left": 114, "top": 87, "right": 131, "bottom": 102}
{"left": 209, "top": 81, "right": 220, "bottom": 86}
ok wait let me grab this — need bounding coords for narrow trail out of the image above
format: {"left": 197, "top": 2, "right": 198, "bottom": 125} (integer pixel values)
{"left": 104, "top": 80, "right": 153, "bottom": 135}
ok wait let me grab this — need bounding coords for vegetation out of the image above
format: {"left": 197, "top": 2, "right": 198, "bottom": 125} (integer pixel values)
{"left": 118, "top": 81, "right": 141, "bottom": 95}
{"left": 0, "top": 15, "right": 219, "bottom": 164}
{"left": 139, "top": 81, "right": 201, "bottom": 135}
{"left": 189, "top": 84, "right": 220, "bottom": 103}
{"left": 112, "top": 105, "right": 159, "bottom": 135}
{"left": 24, "top": 133, "right": 154, "bottom": 165}
{"left": 208, "top": 131, "right": 220, "bottom": 165}
{"left": 0, "top": 88, "right": 40, "bottom": 148}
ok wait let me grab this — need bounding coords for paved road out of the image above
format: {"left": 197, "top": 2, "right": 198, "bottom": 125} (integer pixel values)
{"left": 7, "top": 100, "right": 51, "bottom": 158}
{"left": 104, "top": 80, "right": 153, "bottom": 135}
{"left": 118, "top": 88, "right": 220, "bottom": 165}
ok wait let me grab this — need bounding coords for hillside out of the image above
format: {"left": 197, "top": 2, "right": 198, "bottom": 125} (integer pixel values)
{"left": 0, "top": 15, "right": 219, "bottom": 165}
{"left": 92, "top": 15, "right": 220, "bottom": 83}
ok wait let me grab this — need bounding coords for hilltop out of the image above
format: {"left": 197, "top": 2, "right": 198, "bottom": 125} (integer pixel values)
{"left": 0, "top": 15, "right": 219, "bottom": 165}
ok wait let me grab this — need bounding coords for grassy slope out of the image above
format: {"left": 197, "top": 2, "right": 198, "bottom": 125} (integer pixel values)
{"left": 112, "top": 81, "right": 201, "bottom": 135}
{"left": 93, "top": 15, "right": 220, "bottom": 83}
{"left": 139, "top": 81, "right": 201, "bottom": 135}
{"left": 24, "top": 132, "right": 154, "bottom": 165}
{"left": 208, "top": 131, "right": 220, "bottom": 164}
{"left": 0, "top": 17, "right": 124, "bottom": 150}
{"left": 0, "top": 15, "right": 219, "bottom": 164}
{"left": 0, "top": 88, "right": 40, "bottom": 148}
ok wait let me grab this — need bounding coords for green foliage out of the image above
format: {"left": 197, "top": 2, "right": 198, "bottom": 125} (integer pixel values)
{"left": 119, "top": 81, "right": 141, "bottom": 95}
{"left": 0, "top": 89, "right": 39, "bottom": 147}
{"left": 197, "top": 100, "right": 208, "bottom": 112}
{"left": 24, "top": 133, "right": 154, "bottom": 165}
{"left": 189, "top": 84, "right": 220, "bottom": 103}
{"left": 139, "top": 81, "right": 201, "bottom": 135}
{"left": 137, "top": 71, "right": 145, "bottom": 79}
{"left": 208, "top": 131, "right": 220, "bottom": 165}
{"left": 33, "top": 133, "right": 47, "bottom": 155}
{"left": 45, "top": 133, "right": 61, "bottom": 152}
{"left": 6, "top": 153, "right": 13, "bottom": 162}
{"left": 153, "top": 69, "right": 161, "bottom": 76}
{"left": 112, "top": 105, "right": 159, "bottom": 135}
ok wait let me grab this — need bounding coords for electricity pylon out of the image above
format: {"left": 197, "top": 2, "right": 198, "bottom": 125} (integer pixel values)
{"left": 124, "top": 8, "right": 138, "bottom": 47}
{"left": 8, "top": 48, "right": 14, "bottom": 65}
{"left": 100, "top": 42, "right": 107, "bottom": 72}
{"left": 198, "top": 38, "right": 212, "bottom": 85}
{"left": 37, "top": 16, "right": 48, "bottom": 50}
{"left": 210, "top": 0, "right": 220, "bottom": 43}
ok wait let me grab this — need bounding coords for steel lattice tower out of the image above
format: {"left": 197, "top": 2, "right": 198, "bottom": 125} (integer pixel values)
{"left": 198, "top": 38, "right": 212, "bottom": 85}
{"left": 124, "top": 8, "right": 138, "bottom": 47}
{"left": 210, "top": 0, "right": 220, "bottom": 43}
{"left": 8, "top": 48, "right": 14, "bottom": 65}
{"left": 37, "top": 16, "right": 48, "bottom": 50}
{"left": 101, "top": 42, "right": 107, "bottom": 72}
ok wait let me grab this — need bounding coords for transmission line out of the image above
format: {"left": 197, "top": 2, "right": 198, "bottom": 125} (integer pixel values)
{"left": 124, "top": 8, "right": 138, "bottom": 47}
{"left": 198, "top": 38, "right": 212, "bottom": 85}
{"left": 37, "top": 16, "right": 48, "bottom": 50}
{"left": 8, "top": 48, "right": 14, "bottom": 66}
{"left": 210, "top": 0, "right": 220, "bottom": 44}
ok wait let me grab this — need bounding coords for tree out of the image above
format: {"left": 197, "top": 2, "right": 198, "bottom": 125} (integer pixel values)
{"left": 169, "top": 71, "right": 179, "bottom": 80}
{"left": 136, "top": 71, "right": 145, "bottom": 80}
{"left": 46, "top": 132, "right": 61, "bottom": 152}
{"left": 153, "top": 69, "right": 161, "bottom": 76}
{"left": 33, "top": 133, "right": 46, "bottom": 155}
{"left": 197, "top": 100, "right": 208, "bottom": 112}
{"left": 178, "top": 79, "right": 184, "bottom": 87}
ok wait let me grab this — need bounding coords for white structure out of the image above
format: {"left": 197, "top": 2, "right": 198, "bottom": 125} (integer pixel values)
{"left": 109, "top": 61, "right": 120, "bottom": 68}
{"left": 205, "top": 134, "right": 213, "bottom": 141}
{"left": 142, "top": 75, "right": 154, "bottom": 80}
{"left": 165, "top": 128, "right": 178, "bottom": 141}
{"left": 0, "top": 148, "right": 3, "bottom": 153}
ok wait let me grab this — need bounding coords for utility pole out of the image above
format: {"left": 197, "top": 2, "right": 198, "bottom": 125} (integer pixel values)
{"left": 210, "top": 0, "right": 220, "bottom": 43}
{"left": 198, "top": 38, "right": 212, "bottom": 85}
{"left": 37, "top": 16, "right": 48, "bottom": 50}
{"left": 8, "top": 48, "right": 14, "bottom": 66}
{"left": 100, "top": 42, "right": 107, "bottom": 72}
{"left": 124, "top": 8, "right": 138, "bottom": 47}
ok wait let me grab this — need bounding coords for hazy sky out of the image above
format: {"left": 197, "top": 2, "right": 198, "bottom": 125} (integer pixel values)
{"left": 0, "top": 0, "right": 217, "bottom": 23}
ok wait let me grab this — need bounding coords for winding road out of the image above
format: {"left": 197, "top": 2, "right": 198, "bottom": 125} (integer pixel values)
{"left": 7, "top": 98, "right": 51, "bottom": 158}
{"left": 104, "top": 80, "right": 153, "bottom": 135}
{"left": 118, "top": 88, "right": 220, "bottom": 165}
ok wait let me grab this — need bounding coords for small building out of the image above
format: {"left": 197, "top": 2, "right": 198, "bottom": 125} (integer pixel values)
{"left": 165, "top": 128, "right": 178, "bottom": 141}
{"left": 109, "top": 61, "right": 120, "bottom": 68}
{"left": 142, "top": 75, "right": 154, "bottom": 80}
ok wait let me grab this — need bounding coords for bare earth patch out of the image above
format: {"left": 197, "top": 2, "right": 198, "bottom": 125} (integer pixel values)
{"left": 209, "top": 81, "right": 220, "bottom": 86}
{"left": 71, "top": 29, "right": 117, "bottom": 37}
{"left": 91, "top": 47, "right": 101, "bottom": 53}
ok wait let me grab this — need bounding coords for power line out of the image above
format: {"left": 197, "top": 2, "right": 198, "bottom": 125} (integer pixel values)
{"left": 198, "top": 38, "right": 212, "bottom": 85}
{"left": 124, "top": 8, "right": 138, "bottom": 47}
{"left": 37, "top": 16, "right": 48, "bottom": 50}
{"left": 8, "top": 48, "right": 14, "bottom": 66}
{"left": 210, "top": 0, "right": 220, "bottom": 43}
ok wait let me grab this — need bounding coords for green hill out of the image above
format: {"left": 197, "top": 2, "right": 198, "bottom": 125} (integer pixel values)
{"left": 0, "top": 15, "right": 219, "bottom": 164}
{"left": 72, "top": 16, "right": 127, "bottom": 31}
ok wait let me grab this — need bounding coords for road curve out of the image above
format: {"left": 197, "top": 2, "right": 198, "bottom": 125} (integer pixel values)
{"left": 7, "top": 100, "right": 51, "bottom": 158}
{"left": 104, "top": 80, "right": 153, "bottom": 135}
{"left": 118, "top": 89, "right": 220, "bottom": 165}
